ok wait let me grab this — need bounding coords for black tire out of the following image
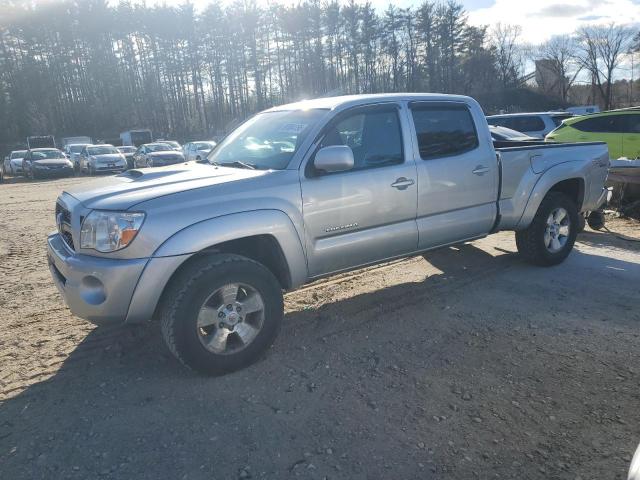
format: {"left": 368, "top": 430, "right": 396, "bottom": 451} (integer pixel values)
{"left": 587, "top": 210, "right": 605, "bottom": 231}
{"left": 160, "top": 253, "right": 284, "bottom": 375}
{"left": 515, "top": 192, "right": 578, "bottom": 267}
{"left": 88, "top": 164, "right": 95, "bottom": 176}
{"left": 576, "top": 214, "right": 586, "bottom": 233}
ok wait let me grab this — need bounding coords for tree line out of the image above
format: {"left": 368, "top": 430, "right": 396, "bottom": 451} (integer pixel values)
{"left": 0, "top": 0, "right": 637, "bottom": 149}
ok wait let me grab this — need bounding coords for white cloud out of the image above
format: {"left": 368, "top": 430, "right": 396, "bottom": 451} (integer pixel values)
{"left": 467, "top": 0, "right": 640, "bottom": 44}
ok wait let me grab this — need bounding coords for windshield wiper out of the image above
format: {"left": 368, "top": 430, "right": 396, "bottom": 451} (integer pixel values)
{"left": 215, "top": 160, "right": 257, "bottom": 170}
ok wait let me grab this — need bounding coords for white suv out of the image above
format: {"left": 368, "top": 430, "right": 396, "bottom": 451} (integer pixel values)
{"left": 486, "top": 112, "right": 573, "bottom": 139}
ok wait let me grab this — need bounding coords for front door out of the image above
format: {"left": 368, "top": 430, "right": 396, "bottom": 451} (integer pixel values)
{"left": 409, "top": 102, "right": 498, "bottom": 250}
{"left": 301, "top": 104, "right": 418, "bottom": 277}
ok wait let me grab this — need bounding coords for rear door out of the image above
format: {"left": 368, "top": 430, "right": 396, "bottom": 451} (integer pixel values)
{"left": 622, "top": 113, "right": 640, "bottom": 158}
{"left": 410, "top": 102, "right": 498, "bottom": 250}
{"left": 301, "top": 103, "right": 418, "bottom": 277}
{"left": 572, "top": 114, "right": 624, "bottom": 159}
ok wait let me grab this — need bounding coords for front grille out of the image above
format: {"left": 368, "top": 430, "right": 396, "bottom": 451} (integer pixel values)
{"left": 55, "top": 201, "right": 75, "bottom": 251}
{"left": 55, "top": 202, "right": 71, "bottom": 224}
{"left": 61, "top": 230, "right": 74, "bottom": 250}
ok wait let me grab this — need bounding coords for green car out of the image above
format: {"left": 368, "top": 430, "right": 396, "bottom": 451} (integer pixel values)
{"left": 546, "top": 109, "right": 640, "bottom": 159}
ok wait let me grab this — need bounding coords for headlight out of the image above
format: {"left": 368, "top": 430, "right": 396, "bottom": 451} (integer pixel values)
{"left": 80, "top": 210, "right": 145, "bottom": 252}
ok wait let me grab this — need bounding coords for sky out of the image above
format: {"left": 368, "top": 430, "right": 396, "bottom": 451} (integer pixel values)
{"left": 143, "top": 0, "right": 640, "bottom": 44}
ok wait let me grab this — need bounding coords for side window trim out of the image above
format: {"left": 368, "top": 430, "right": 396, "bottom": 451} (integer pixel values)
{"left": 409, "top": 101, "right": 480, "bottom": 161}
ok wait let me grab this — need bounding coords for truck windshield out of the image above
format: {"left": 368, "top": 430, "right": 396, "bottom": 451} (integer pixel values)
{"left": 208, "top": 109, "right": 327, "bottom": 170}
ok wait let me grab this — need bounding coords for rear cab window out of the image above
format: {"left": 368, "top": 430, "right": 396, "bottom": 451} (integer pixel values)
{"left": 410, "top": 103, "right": 479, "bottom": 159}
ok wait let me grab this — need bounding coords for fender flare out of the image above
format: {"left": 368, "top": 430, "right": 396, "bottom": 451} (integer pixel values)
{"left": 517, "top": 162, "right": 586, "bottom": 229}
{"left": 154, "top": 209, "right": 307, "bottom": 284}
{"left": 124, "top": 210, "right": 308, "bottom": 324}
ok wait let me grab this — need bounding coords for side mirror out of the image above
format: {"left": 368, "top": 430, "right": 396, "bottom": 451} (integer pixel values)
{"left": 313, "top": 145, "right": 354, "bottom": 173}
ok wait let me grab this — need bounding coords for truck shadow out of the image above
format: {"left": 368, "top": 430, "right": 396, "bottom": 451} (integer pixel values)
{"left": 1, "top": 243, "right": 639, "bottom": 479}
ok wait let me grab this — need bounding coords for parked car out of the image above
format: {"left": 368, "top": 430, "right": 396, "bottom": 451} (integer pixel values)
{"left": 62, "top": 136, "right": 92, "bottom": 148}
{"left": 27, "top": 135, "right": 56, "bottom": 149}
{"left": 486, "top": 112, "right": 574, "bottom": 139}
{"left": 117, "top": 146, "right": 137, "bottom": 169}
{"left": 565, "top": 105, "right": 600, "bottom": 116}
{"left": 183, "top": 141, "right": 217, "bottom": 162}
{"left": 132, "top": 142, "right": 185, "bottom": 168}
{"left": 23, "top": 148, "right": 73, "bottom": 179}
{"left": 47, "top": 93, "right": 609, "bottom": 375}
{"left": 545, "top": 108, "right": 640, "bottom": 160}
{"left": 120, "top": 129, "right": 153, "bottom": 147}
{"left": 489, "top": 126, "right": 539, "bottom": 143}
{"left": 157, "top": 140, "right": 182, "bottom": 151}
{"left": 63, "top": 143, "right": 91, "bottom": 172}
{"left": 79, "top": 144, "right": 127, "bottom": 175}
{"left": 3, "top": 150, "right": 27, "bottom": 176}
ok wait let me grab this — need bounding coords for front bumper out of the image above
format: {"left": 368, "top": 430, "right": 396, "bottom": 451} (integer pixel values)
{"left": 95, "top": 164, "right": 127, "bottom": 173}
{"left": 47, "top": 233, "right": 148, "bottom": 325}
{"left": 34, "top": 166, "right": 74, "bottom": 176}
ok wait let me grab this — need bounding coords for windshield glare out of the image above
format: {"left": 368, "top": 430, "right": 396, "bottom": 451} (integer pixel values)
{"left": 32, "top": 150, "right": 64, "bottom": 160}
{"left": 208, "top": 109, "right": 326, "bottom": 170}
{"left": 11, "top": 151, "right": 27, "bottom": 159}
{"left": 148, "top": 144, "right": 171, "bottom": 152}
{"left": 88, "top": 146, "right": 118, "bottom": 155}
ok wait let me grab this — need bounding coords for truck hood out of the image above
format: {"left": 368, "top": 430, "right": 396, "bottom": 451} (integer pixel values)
{"left": 92, "top": 154, "right": 125, "bottom": 163}
{"left": 65, "top": 162, "right": 270, "bottom": 210}
{"left": 148, "top": 151, "right": 184, "bottom": 158}
{"left": 33, "top": 158, "right": 70, "bottom": 166}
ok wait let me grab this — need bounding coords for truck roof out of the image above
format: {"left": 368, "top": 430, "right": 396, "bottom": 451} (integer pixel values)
{"left": 266, "top": 93, "right": 476, "bottom": 112}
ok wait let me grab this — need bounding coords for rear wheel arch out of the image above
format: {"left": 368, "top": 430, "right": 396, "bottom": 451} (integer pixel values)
{"left": 518, "top": 171, "right": 587, "bottom": 230}
{"left": 548, "top": 178, "right": 585, "bottom": 211}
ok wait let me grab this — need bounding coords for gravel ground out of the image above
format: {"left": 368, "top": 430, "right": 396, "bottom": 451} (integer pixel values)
{"left": 1, "top": 175, "right": 640, "bottom": 480}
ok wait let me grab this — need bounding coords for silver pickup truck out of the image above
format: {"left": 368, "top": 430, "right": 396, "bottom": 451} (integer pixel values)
{"left": 47, "top": 94, "right": 609, "bottom": 374}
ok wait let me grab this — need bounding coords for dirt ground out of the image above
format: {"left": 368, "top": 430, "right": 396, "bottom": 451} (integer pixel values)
{"left": 1, "top": 175, "right": 640, "bottom": 480}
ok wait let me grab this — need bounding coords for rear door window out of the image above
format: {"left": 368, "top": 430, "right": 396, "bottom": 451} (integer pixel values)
{"left": 573, "top": 115, "right": 626, "bottom": 133}
{"left": 510, "top": 116, "right": 546, "bottom": 132}
{"left": 411, "top": 104, "right": 479, "bottom": 159}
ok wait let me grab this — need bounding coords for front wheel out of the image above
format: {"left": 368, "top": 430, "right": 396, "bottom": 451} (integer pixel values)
{"left": 515, "top": 192, "right": 578, "bottom": 266}
{"left": 160, "top": 254, "right": 284, "bottom": 375}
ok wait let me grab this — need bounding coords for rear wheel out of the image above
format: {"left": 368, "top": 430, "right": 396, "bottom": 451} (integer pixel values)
{"left": 160, "top": 254, "right": 284, "bottom": 375}
{"left": 516, "top": 192, "right": 578, "bottom": 266}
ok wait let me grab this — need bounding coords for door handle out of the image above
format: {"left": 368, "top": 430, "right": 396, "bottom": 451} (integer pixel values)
{"left": 472, "top": 165, "right": 490, "bottom": 175}
{"left": 391, "top": 177, "right": 415, "bottom": 190}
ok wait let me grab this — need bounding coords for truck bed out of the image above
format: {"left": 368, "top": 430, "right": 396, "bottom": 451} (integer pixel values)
{"left": 495, "top": 141, "right": 609, "bottom": 230}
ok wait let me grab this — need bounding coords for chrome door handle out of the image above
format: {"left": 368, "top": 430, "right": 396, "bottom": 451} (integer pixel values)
{"left": 472, "top": 165, "right": 490, "bottom": 176}
{"left": 391, "top": 177, "right": 415, "bottom": 190}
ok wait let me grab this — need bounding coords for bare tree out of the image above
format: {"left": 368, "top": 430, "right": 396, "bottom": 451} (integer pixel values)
{"left": 490, "top": 23, "right": 523, "bottom": 89}
{"left": 536, "top": 35, "right": 582, "bottom": 103}
{"left": 576, "top": 24, "right": 635, "bottom": 109}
